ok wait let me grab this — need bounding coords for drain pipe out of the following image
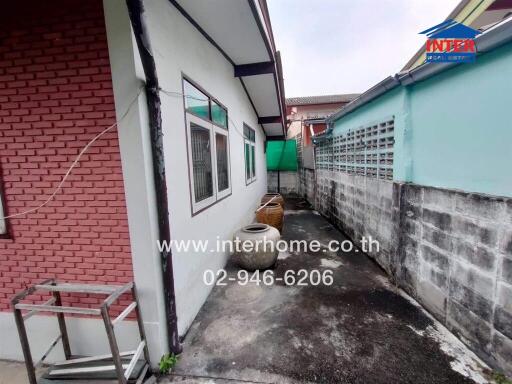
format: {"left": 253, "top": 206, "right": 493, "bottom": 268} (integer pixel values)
{"left": 125, "top": 0, "right": 181, "bottom": 354}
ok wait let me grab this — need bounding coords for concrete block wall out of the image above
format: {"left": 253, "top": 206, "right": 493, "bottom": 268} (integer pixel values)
{"left": 297, "top": 168, "right": 314, "bottom": 201}
{"left": 297, "top": 168, "right": 306, "bottom": 197}
{"left": 267, "top": 171, "right": 298, "bottom": 196}
{"left": 311, "top": 169, "right": 512, "bottom": 374}
{"left": 397, "top": 184, "right": 512, "bottom": 373}
{"left": 314, "top": 170, "right": 396, "bottom": 274}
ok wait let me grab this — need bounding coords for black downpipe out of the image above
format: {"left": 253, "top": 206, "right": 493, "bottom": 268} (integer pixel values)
{"left": 125, "top": 0, "right": 181, "bottom": 354}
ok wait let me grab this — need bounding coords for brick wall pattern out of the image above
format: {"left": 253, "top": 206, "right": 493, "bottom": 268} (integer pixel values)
{"left": 0, "top": 0, "right": 134, "bottom": 315}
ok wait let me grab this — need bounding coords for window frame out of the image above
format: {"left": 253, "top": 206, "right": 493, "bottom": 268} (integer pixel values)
{"left": 244, "top": 124, "right": 257, "bottom": 185}
{"left": 213, "top": 125, "right": 231, "bottom": 200}
{"left": 182, "top": 75, "right": 231, "bottom": 216}
{"left": 183, "top": 77, "right": 228, "bottom": 129}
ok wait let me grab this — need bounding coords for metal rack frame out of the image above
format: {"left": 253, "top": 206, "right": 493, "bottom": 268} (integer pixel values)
{"left": 11, "top": 279, "right": 151, "bottom": 384}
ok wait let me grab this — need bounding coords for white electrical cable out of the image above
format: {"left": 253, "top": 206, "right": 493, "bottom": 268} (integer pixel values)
{"left": 0, "top": 87, "right": 143, "bottom": 220}
{"left": 1, "top": 85, "right": 271, "bottom": 220}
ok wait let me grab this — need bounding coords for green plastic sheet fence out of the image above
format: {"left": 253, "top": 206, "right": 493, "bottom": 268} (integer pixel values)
{"left": 266, "top": 139, "right": 298, "bottom": 171}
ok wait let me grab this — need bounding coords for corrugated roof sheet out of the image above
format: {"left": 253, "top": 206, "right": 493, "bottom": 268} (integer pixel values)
{"left": 286, "top": 94, "right": 360, "bottom": 106}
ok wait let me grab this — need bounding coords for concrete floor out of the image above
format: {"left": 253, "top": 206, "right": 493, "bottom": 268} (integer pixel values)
{"left": 0, "top": 199, "right": 494, "bottom": 384}
{"left": 0, "top": 360, "right": 47, "bottom": 384}
{"left": 163, "top": 199, "right": 493, "bottom": 384}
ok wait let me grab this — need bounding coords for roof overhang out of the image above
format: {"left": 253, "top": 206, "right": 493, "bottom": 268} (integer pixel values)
{"left": 304, "top": 118, "right": 326, "bottom": 125}
{"left": 170, "top": 0, "right": 286, "bottom": 137}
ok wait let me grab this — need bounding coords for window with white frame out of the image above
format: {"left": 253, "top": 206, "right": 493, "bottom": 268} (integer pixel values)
{"left": 244, "top": 124, "right": 256, "bottom": 184}
{"left": 183, "top": 78, "right": 231, "bottom": 214}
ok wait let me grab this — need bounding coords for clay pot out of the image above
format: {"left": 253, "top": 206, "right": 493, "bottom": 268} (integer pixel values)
{"left": 261, "top": 193, "right": 284, "bottom": 208}
{"left": 256, "top": 202, "right": 284, "bottom": 233}
{"left": 233, "top": 224, "right": 280, "bottom": 270}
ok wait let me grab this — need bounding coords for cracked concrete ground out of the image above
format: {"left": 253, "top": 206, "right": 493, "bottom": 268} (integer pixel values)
{"left": 162, "top": 198, "right": 493, "bottom": 384}
{"left": 0, "top": 360, "right": 47, "bottom": 384}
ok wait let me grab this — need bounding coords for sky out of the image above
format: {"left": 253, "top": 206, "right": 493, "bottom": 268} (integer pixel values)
{"left": 267, "top": 0, "right": 460, "bottom": 97}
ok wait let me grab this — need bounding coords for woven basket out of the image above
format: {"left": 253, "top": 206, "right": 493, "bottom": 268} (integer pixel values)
{"left": 256, "top": 202, "right": 284, "bottom": 233}
{"left": 261, "top": 193, "right": 284, "bottom": 208}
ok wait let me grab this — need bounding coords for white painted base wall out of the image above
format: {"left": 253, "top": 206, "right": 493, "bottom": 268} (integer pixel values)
{"left": 0, "top": 312, "right": 138, "bottom": 364}
{"left": 103, "top": 0, "right": 169, "bottom": 367}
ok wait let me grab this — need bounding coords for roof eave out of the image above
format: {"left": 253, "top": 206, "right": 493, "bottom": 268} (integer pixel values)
{"left": 326, "top": 76, "right": 400, "bottom": 124}
{"left": 169, "top": 0, "right": 285, "bottom": 138}
{"left": 286, "top": 94, "right": 360, "bottom": 106}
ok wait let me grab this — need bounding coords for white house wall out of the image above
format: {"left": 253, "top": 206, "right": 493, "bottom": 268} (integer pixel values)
{"left": 103, "top": 0, "right": 169, "bottom": 367}
{"left": 0, "top": 314, "right": 138, "bottom": 363}
{"left": 143, "top": 0, "right": 268, "bottom": 335}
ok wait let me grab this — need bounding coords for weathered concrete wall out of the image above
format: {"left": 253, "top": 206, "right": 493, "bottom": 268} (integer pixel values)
{"left": 300, "top": 168, "right": 315, "bottom": 204}
{"left": 396, "top": 183, "right": 512, "bottom": 373}
{"left": 302, "top": 146, "right": 315, "bottom": 170}
{"left": 313, "top": 169, "right": 512, "bottom": 374}
{"left": 267, "top": 171, "right": 298, "bottom": 196}
{"left": 314, "top": 170, "right": 396, "bottom": 274}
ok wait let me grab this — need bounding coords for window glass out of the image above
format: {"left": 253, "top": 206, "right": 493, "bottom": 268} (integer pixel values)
{"left": 245, "top": 142, "right": 251, "bottom": 181}
{"left": 190, "top": 123, "right": 213, "bottom": 202}
{"left": 216, "top": 133, "right": 229, "bottom": 191}
{"left": 243, "top": 125, "right": 251, "bottom": 139}
{"left": 243, "top": 124, "right": 256, "bottom": 184}
{"left": 211, "top": 100, "right": 227, "bottom": 128}
{"left": 244, "top": 125, "right": 255, "bottom": 143}
{"left": 251, "top": 145, "right": 256, "bottom": 178}
{"left": 184, "top": 80, "right": 209, "bottom": 120}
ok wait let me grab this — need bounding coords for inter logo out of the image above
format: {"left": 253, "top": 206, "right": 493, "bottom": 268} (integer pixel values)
{"left": 420, "top": 19, "right": 481, "bottom": 63}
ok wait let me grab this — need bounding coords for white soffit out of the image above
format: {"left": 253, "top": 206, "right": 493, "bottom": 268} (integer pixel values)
{"left": 243, "top": 74, "right": 280, "bottom": 117}
{"left": 262, "top": 123, "right": 283, "bottom": 137}
{"left": 174, "top": 0, "right": 270, "bottom": 65}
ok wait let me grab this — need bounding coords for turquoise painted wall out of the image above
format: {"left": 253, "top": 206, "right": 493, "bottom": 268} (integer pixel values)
{"left": 409, "top": 42, "right": 512, "bottom": 197}
{"left": 331, "top": 41, "right": 512, "bottom": 197}
{"left": 332, "top": 87, "right": 411, "bottom": 181}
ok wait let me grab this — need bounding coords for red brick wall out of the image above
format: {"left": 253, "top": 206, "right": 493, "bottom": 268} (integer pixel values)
{"left": 0, "top": 0, "right": 133, "bottom": 314}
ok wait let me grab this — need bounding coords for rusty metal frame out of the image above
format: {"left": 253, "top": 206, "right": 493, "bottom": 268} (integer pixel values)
{"left": 11, "top": 279, "right": 151, "bottom": 384}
